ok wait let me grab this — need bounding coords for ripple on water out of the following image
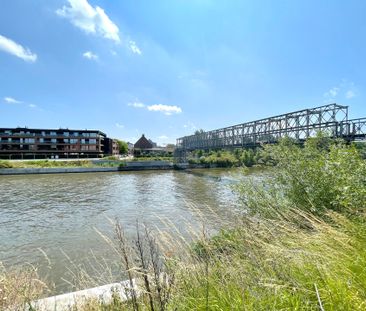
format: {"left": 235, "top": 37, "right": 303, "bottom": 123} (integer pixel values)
{"left": 0, "top": 169, "right": 249, "bottom": 293}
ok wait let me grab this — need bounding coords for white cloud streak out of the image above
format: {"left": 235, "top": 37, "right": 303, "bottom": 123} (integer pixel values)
{"left": 4, "top": 96, "right": 23, "bottom": 104}
{"left": 56, "top": 0, "right": 120, "bottom": 43}
{"left": 0, "top": 34, "right": 37, "bottom": 63}
{"left": 147, "top": 104, "right": 182, "bottom": 115}
{"left": 128, "top": 102, "right": 145, "bottom": 108}
{"left": 82, "top": 51, "right": 98, "bottom": 60}
{"left": 128, "top": 101, "right": 182, "bottom": 115}
{"left": 158, "top": 135, "right": 168, "bottom": 140}
{"left": 3, "top": 96, "right": 40, "bottom": 110}
{"left": 129, "top": 40, "right": 142, "bottom": 55}
{"left": 115, "top": 123, "right": 124, "bottom": 128}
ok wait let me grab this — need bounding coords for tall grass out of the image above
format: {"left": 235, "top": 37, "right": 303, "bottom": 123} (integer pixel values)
{"left": 2, "top": 136, "right": 366, "bottom": 310}
{"left": 0, "top": 264, "right": 48, "bottom": 310}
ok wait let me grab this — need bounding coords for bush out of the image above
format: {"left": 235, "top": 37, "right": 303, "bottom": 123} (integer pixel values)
{"left": 237, "top": 137, "right": 366, "bottom": 216}
{"left": 171, "top": 136, "right": 366, "bottom": 310}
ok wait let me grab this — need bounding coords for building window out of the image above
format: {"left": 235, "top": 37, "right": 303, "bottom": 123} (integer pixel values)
{"left": 39, "top": 138, "right": 44, "bottom": 143}
{"left": 89, "top": 139, "right": 97, "bottom": 144}
{"left": 64, "top": 132, "right": 70, "bottom": 137}
{"left": 51, "top": 138, "right": 57, "bottom": 143}
{"left": 50, "top": 131, "right": 57, "bottom": 136}
{"left": 64, "top": 139, "right": 69, "bottom": 143}
{"left": 70, "top": 139, "right": 78, "bottom": 144}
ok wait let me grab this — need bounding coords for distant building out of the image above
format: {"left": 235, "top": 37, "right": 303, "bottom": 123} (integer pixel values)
{"left": 0, "top": 127, "right": 116, "bottom": 159}
{"left": 104, "top": 138, "right": 119, "bottom": 156}
{"left": 148, "top": 139, "right": 157, "bottom": 148}
{"left": 134, "top": 134, "right": 153, "bottom": 149}
{"left": 133, "top": 134, "right": 172, "bottom": 157}
{"left": 165, "top": 144, "right": 175, "bottom": 153}
{"left": 127, "top": 142, "right": 134, "bottom": 152}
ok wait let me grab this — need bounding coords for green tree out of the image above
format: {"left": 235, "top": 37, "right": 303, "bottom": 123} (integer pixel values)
{"left": 194, "top": 129, "right": 205, "bottom": 135}
{"left": 117, "top": 140, "right": 128, "bottom": 155}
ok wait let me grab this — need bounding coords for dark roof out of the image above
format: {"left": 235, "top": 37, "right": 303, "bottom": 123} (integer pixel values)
{"left": 134, "top": 134, "right": 153, "bottom": 149}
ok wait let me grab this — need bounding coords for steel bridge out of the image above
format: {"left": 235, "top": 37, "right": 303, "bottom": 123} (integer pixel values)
{"left": 175, "top": 104, "right": 366, "bottom": 160}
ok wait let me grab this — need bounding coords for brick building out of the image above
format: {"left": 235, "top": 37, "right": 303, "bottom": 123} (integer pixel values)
{"left": 104, "top": 137, "right": 120, "bottom": 156}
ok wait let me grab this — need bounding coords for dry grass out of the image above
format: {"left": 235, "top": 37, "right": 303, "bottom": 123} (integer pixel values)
{"left": 0, "top": 263, "right": 49, "bottom": 310}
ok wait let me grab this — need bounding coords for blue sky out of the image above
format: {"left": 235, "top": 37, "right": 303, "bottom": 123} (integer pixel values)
{"left": 0, "top": 0, "right": 365, "bottom": 145}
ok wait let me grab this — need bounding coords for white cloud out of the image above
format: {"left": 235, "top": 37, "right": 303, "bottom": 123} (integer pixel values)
{"left": 0, "top": 34, "right": 37, "bottom": 63}
{"left": 3, "top": 96, "right": 41, "bottom": 110}
{"left": 323, "top": 81, "right": 357, "bottom": 103}
{"left": 323, "top": 87, "right": 339, "bottom": 102}
{"left": 147, "top": 104, "right": 182, "bottom": 115}
{"left": 82, "top": 51, "right": 98, "bottom": 60}
{"left": 183, "top": 121, "right": 197, "bottom": 131}
{"left": 115, "top": 123, "right": 124, "bottom": 128}
{"left": 4, "top": 96, "right": 23, "bottom": 104}
{"left": 128, "top": 102, "right": 145, "bottom": 108}
{"left": 128, "top": 101, "right": 182, "bottom": 116}
{"left": 56, "top": 0, "right": 120, "bottom": 43}
{"left": 345, "top": 90, "right": 355, "bottom": 99}
{"left": 158, "top": 135, "right": 168, "bottom": 140}
{"left": 129, "top": 40, "right": 142, "bottom": 55}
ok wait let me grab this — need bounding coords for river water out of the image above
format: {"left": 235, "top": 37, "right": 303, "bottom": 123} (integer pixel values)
{"left": 0, "top": 168, "right": 259, "bottom": 293}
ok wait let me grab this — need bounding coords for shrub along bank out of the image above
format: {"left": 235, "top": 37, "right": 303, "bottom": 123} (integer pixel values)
{"left": 187, "top": 147, "right": 274, "bottom": 167}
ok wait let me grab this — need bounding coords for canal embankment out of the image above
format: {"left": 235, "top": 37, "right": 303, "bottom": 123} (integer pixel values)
{"left": 0, "top": 160, "right": 221, "bottom": 175}
{"left": 0, "top": 160, "right": 175, "bottom": 175}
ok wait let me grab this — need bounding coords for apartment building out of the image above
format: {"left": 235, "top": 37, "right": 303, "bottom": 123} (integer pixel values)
{"left": 0, "top": 127, "right": 108, "bottom": 159}
{"left": 104, "top": 137, "right": 120, "bottom": 156}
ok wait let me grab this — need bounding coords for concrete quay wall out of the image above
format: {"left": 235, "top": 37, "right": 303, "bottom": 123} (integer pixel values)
{"left": 0, "top": 161, "right": 174, "bottom": 175}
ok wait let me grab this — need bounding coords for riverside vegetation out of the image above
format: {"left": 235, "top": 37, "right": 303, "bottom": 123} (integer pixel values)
{"left": 187, "top": 147, "right": 273, "bottom": 167}
{"left": 0, "top": 159, "right": 127, "bottom": 169}
{"left": 1, "top": 136, "right": 366, "bottom": 310}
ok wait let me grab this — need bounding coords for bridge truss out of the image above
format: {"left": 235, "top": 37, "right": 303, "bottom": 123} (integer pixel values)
{"left": 176, "top": 104, "right": 366, "bottom": 157}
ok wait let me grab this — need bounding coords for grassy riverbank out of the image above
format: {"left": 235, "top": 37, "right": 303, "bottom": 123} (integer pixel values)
{"left": 0, "top": 159, "right": 126, "bottom": 169}
{"left": 166, "top": 137, "right": 366, "bottom": 310}
{"left": 0, "top": 157, "right": 173, "bottom": 169}
{"left": 128, "top": 156, "right": 173, "bottom": 162}
{"left": 1, "top": 136, "right": 366, "bottom": 310}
